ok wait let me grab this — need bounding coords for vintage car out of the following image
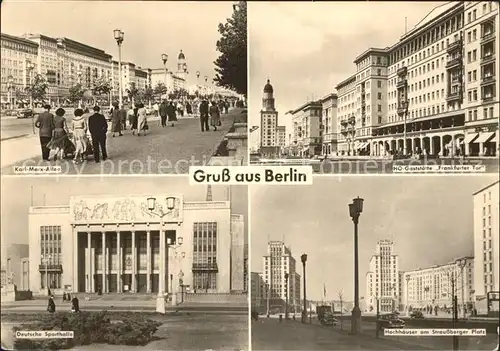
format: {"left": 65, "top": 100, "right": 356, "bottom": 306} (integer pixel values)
{"left": 377, "top": 313, "right": 406, "bottom": 329}
{"left": 410, "top": 310, "right": 425, "bottom": 319}
{"left": 319, "top": 312, "right": 338, "bottom": 326}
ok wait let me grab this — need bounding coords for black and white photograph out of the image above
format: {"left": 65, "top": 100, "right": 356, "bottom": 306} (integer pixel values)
{"left": 250, "top": 176, "right": 499, "bottom": 350}
{"left": 1, "top": 0, "right": 248, "bottom": 175}
{"left": 248, "top": 1, "right": 499, "bottom": 174}
{"left": 1, "top": 177, "right": 249, "bottom": 350}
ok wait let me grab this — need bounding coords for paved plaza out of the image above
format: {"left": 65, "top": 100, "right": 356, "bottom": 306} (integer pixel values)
{"left": 1, "top": 108, "right": 245, "bottom": 174}
{"left": 251, "top": 318, "right": 499, "bottom": 350}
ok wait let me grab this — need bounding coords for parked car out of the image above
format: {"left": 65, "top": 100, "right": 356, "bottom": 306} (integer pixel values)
{"left": 410, "top": 310, "right": 424, "bottom": 319}
{"left": 377, "top": 313, "right": 406, "bottom": 329}
{"left": 17, "top": 108, "right": 34, "bottom": 119}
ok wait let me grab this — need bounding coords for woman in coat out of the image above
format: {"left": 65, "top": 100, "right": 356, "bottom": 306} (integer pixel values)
{"left": 167, "top": 101, "right": 177, "bottom": 127}
{"left": 110, "top": 102, "right": 122, "bottom": 137}
{"left": 137, "top": 103, "right": 148, "bottom": 136}
{"left": 209, "top": 101, "right": 221, "bottom": 131}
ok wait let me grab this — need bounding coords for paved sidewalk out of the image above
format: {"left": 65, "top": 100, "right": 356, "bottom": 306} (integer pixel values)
{"left": 1, "top": 134, "right": 40, "bottom": 169}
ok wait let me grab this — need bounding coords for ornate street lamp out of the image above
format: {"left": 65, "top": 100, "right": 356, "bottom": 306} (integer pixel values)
{"left": 113, "top": 29, "right": 125, "bottom": 107}
{"left": 161, "top": 54, "right": 169, "bottom": 92}
{"left": 349, "top": 196, "right": 364, "bottom": 334}
{"left": 301, "top": 253, "right": 307, "bottom": 323}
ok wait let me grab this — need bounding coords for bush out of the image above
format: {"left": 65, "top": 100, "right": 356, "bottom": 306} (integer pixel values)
{"left": 12, "top": 311, "right": 162, "bottom": 350}
{"left": 214, "top": 139, "right": 229, "bottom": 157}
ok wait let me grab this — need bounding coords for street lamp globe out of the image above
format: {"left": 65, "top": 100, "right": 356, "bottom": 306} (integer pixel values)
{"left": 113, "top": 29, "right": 121, "bottom": 40}
{"left": 301, "top": 253, "right": 307, "bottom": 264}
{"left": 196, "top": 71, "right": 200, "bottom": 78}
{"left": 204, "top": 76, "right": 208, "bottom": 82}
{"left": 166, "top": 196, "right": 175, "bottom": 210}
{"left": 147, "top": 197, "right": 156, "bottom": 211}
{"left": 161, "top": 53, "right": 168, "bottom": 64}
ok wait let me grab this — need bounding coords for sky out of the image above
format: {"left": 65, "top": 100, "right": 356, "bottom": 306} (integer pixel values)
{"left": 1, "top": 0, "right": 233, "bottom": 88}
{"left": 250, "top": 175, "right": 498, "bottom": 301}
{"left": 248, "top": 1, "right": 451, "bottom": 147}
{"left": 1, "top": 176, "right": 247, "bottom": 259}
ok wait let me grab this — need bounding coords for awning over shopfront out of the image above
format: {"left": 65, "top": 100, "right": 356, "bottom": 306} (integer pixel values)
{"left": 474, "top": 132, "right": 495, "bottom": 144}
{"left": 463, "top": 133, "right": 479, "bottom": 144}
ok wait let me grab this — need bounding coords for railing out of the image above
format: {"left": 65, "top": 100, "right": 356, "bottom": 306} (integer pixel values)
{"left": 481, "top": 75, "right": 496, "bottom": 85}
{"left": 446, "top": 57, "right": 462, "bottom": 68}
{"left": 192, "top": 263, "right": 219, "bottom": 271}
{"left": 480, "top": 54, "right": 495, "bottom": 65}
{"left": 396, "top": 78, "right": 407, "bottom": 89}
{"left": 482, "top": 95, "right": 495, "bottom": 103}
{"left": 397, "top": 66, "right": 407, "bottom": 77}
{"left": 447, "top": 39, "right": 462, "bottom": 53}
{"left": 481, "top": 31, "right": 496, "bottom": 43}
{"left": 38, "top": 264, "right": 63, "bottom": 272}
{"left": 446, "top": 91, "right": 462, "bottom": 101}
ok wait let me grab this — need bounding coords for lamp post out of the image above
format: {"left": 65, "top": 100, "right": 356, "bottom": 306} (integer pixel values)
{"left": 161, "top": 54, "right": 168, "bottom": 96}
{"left": 146, "top": 196, "right": 181, "bottom": 313}
{"left": 196, "top": 71, "right": 200, "bottom": 95}
{"left": 7, "top": 75, "right": 14, "bottom": 109}
{"left": 77, "top": 70, "right": 83, "bottom": 108}
{"left": 204, "top": 75, "right": 208, "bottom": 99}
{"left": 301, "top": 253, "right": 307, "bottom": 323}
{"left": 349, "top": 196, "right": 364, "bottom": 334}
{"left": 41, "top": 254, "right": 52, "bottom": 296}
{"left": 113, "top": 29, "right": 124, "bottom": 107}
{"left": 284, "top": 272, "right": 289, "bottom": 319}
{"left": 406, "top": 275, "right": 411, "bottom": 317}
{"left": 109, "top": 77, "right": 113, "bottom": 108}
{"left": 457, "top": 259, "right": 467, "bottom": 319}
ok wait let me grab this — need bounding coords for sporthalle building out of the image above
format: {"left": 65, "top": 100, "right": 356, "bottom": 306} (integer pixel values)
{"left": 28, "top": 193, "right": 246, "bottom": 296}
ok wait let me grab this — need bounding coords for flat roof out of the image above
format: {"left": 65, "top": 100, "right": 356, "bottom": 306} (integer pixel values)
{"left": 290, "top": 100, "right": 322, "bottom": 115}
{"left": 1, "top": 33, "right": 39, "bottom": 48}
{"left": 354, "top": 47, "right": 389, "bottom": 64}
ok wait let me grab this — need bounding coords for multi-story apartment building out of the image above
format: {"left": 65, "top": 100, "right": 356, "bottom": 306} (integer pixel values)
{"left": 262, "top": 241, "right": 300, "bottom": 313}
{"left": 0, "top": 33, "right": 39, "bottom": 108}
{"left": 365, "top": 240, "right": 400, "bottom": 313}
{"left": 402, "top": 257, "right": 475, "bottom": 313}
{"left": 473, "top": 180, "right": 499, "bottom": 314}
{"left": 251, "top": 272, "right": 265, "bottom": 311}
{"left": 260, "top": 80, "right": 278, "bottom": 148}
{"left": 336, "top": 74, "right": 357, "bottom": 155}
{"left": 320, "top": 92, "right": 338, "bottom": 156}
{"left": 293, "top": 271, "right": 301, "bottom": 313}
{"left": 277, "top": 126, "right": 286, "bottom": 153}
{"left": 317, "top": 2, "right": 498, "bottom": 157}
{"left": 290, "top": 101, "right": 323, "bottom": 157}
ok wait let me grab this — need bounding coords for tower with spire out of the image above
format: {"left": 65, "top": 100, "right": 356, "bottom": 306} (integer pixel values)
{"left": 177, "top": 50, "right": 187, "bottom": 82}
{"left": 260, "top": 79, "right": 282, "bottom": 154}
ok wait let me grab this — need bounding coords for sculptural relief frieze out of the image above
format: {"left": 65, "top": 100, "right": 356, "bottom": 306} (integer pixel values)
{"left": 70, "top": 196, "right": 183, "bottom": 224}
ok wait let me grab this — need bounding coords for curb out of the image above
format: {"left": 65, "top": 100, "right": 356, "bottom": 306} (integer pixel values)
{"left": 1, "top": 134, "right": 33, "bottom": 142}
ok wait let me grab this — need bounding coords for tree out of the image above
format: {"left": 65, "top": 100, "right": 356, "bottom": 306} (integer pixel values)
{"left": 337, "top": 290, "right": 344, "bottom": 331}
{"left": 153, "top": 82, "right": 167, "bottom": 98}
{"left": 68, "top": 83, "right": 85, "bottom": 105}
{"left": 25, "top": 73, "right": 48, "bottom": 102}
{"left": 143, "top": 86, "right": 154, "bottom": 108}
{"left": 213, "top": 1, "right": 247, "bottom": 96}
{"left": 126, "top": 82, "right": 139, "bottom": 107}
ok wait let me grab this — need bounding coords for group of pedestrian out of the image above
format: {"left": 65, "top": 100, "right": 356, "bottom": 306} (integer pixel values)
{"left": 47, "top": 294, "right": 80, "bottom": 313}
{"left": 110, "top": 103, "right": 149, "bottom": 136}
{"left": 198, "top": 99, "right": 221, "bottom": 132}
{"left": 158, "top": 100, "right": 179, "bottom": 128}
{"left": 35, "top": 104, "right": 109, "bottom": 164}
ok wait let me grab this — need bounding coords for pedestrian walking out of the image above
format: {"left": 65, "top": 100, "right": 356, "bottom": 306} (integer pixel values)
{"left": 186, "top": 101, "right": 192, "bottom": 115}
{"left": 71, "top": 108, "right": 89, "bottom": 164}
{"left": 71, "top": 295, "right": 80, "bottom": 313}
{"left": 47, "top": 296, "right": 56, "bottom": 313}
{"left": 110, "top": 102, "right": 123, "bottom": 137}
{"left": 199, "top": 100, "right": 209, "bottom": 132}
{"left": 47, "top": 108, "right": 75, "bottom": 161}
{"left": 35, "top": 104, "right": 55, "bottom": 161}
{"left": 159, "top": 100, "right": 168, "bottom": 127}
{"left": 137, "top": 103, "right": 148, "bottom": 136}
{"left": 88, "top": 106, "right": 108, "bottom": 163}
{"left": 131, "top": 105, "right": 139, "bottom": 135}
{"left": 209, "top": 101, "right": 221, "bottom": 131}
{"left": 167, "top": 101, "right": 177, "bottom": 127}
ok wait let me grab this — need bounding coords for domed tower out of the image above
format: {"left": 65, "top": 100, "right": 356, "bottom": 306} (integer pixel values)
{"left": 260, "top": 79, "right": 279, "bottom": 149}
{"left": 177, "top": 50, "right": 187, "bottom": 82}
{"left": 262, "top": 79, "right": 275, "bottom": 111}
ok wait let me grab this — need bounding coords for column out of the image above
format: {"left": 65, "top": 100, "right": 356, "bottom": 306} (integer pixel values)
{"left": 73, "top": 228, "right": 78, "bottom": 293}
{"left": 439, "top": 136, "right": 444, "bottom": 156}
{"left": 479, "top": 141, "right": 485, "bottom": 156}
{"left": 159, "top": 229, "right": 165, "bottom": 294}
{"left": 131, "top": 231, "right": 136, "bottom": 293}
{"left": 465, "top": 137, "right": 470, "bottom": 156}
{"left": 146, "top": 230, "right": 151, "bottom": 293}
{"left": 102, "top": 232, "right": 106, "bottom": 294}
{"left": 430, "top": 137, "right": 434, "bottom": 155}
{"left": 410, "top": 138, "right": 415, "bottom": 154}
{"left": 87, "top": 232, "right": 91, "bottom": 293}
{"left": 450, "top": 137, "right": 455, "bottom": 158}
{"left": 117, "top": 231, "right": 121, "bottom": 293}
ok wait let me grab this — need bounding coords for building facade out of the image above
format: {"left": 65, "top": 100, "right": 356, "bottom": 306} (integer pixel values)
{"left": 28, "top": 194, "right": 245, "bottom": 295}
{"left": 251, "top": 272, "right": 265, "bottom": 310}
{"left": 402, "top": 257, "right": 475, "bottom": 313}
{"left": 260, "top": 80, "right": 279, "bottom": 148}
{"left": 0, "top": 33, "right": 39, "bottom": 108}
{"left": 473, "top": 180, "right": 499, "bottom": 314}
{"left": 320, "top": 92, "right": 339, "bottom": 156}
{"left": 290, "top": 101, "right": 323, "bottom": 157}
{"left": 2, "top": 244, "right": 30, "bottom": 291}
{"left": 261, "top": 241, "right": 300, "bottom": 313}
{"left": 365, "top": 240, "right": 400, "bottom": 313}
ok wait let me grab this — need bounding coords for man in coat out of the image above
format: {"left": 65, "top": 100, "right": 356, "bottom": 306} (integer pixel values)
{"left": 35, "top": 104, "right": 55, "bottom": 160}
{"left": 88, "top": 106, "right": 108, "bottom": 163}
{"left": 199, "top": 100, "right": 209, "bottom": 132}
{"left": 159, "top": 100, "right": 168, "bottom": 127}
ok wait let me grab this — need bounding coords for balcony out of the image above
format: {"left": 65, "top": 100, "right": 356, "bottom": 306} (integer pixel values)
{"left": 38, "top": 264, "right": 63, "bottom": 272}
{"left": 397, "top": 66, "right": 407, "bottom": 77}
{"left": 446, "top": 57, "right": 462, "bottom": 69}
{"left": 192, "top": 263, "right": 219, "bottom": 272}
{"left": 397, "top": 106, "right": 407, "bottom": 116}
{"left": 361, "top": 100, "right": 366, "bottom": 108}
{"left": 348, "top": 116, "right": 355, "bottom": 124}
{"left": 396, "top": 78, "right": 408, "bottom": 89}
{"left": 480, "top": 54, "right": 495, "bottom": 66}
{"left": 447, "top": 39, "right": 462, "bottom": 53}
{"left": 482, "top": 95, "right": 495, "bottom": 103}
{"left": 481, "top": 31, "right": 496, "bottom": 44}
{"left": 306, "top": 137, "right": 322, "bottom": 145}
{"left": 446, "top": 90, "right": 462, "bottom": 102}
{"left": 481, "top": 75, "right": 496, "bottom": 86}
